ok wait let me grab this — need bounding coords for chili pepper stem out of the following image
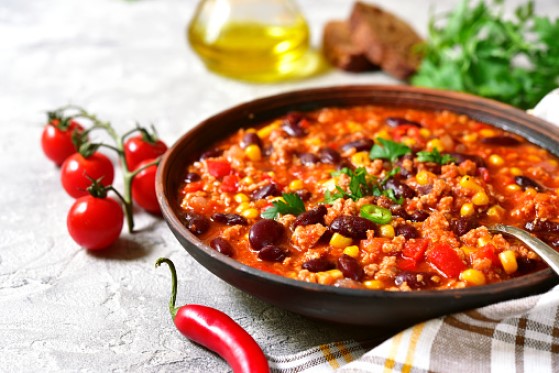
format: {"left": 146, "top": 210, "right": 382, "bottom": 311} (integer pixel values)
{"left": 155, "top": 258, "right": 180, "bottom": 319}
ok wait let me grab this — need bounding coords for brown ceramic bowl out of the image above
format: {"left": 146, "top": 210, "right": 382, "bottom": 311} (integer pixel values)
{"left": 156, "top": 85, "right": 559, "bottom": 327}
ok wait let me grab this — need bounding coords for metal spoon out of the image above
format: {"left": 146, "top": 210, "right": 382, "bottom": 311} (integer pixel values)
{"left": 489, "top": 224, "right": 559, "bottom": 276}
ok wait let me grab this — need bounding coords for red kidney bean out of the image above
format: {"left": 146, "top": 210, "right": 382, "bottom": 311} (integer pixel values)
{"left": 390, "top": 205, "right": 409, "bottom": 219}
{"left": 249, "top": 219, "right": 285, "bottom": 250}
{"left": 200, "top": 148, "right": 223, "bottom": 160}
{"left": 408, "top": 210, "right": 430, "bottom": 222}
{"left": 211, "top": 213, "right": 248, "bottom": 226}
{"left": 515, "top": 176, "right": 544, "bottom": 192}
{"left": 448, "top": 153, "right": 486, "bottom": 168}
{"left": 480, "top": 135, "right": 521, "bottom": 146}
{"left": 210, "top": 237, "right": 234, "bottom": 256}
{"left": 450, "top": 217, "right": 479, "bottom": 237}
{"left": 302, "top": 257, "right": 335, "bottom": 272}
{"left": 395, "top": 224, "right": 419, "bottom": 239}
{"left": 340, "top": 139, "right": 375, "bottom": 153}
{"left": 525, "top": 219, "right": 559, "bottom": 233}
{"left": 184, "top": 172, "right": 201, "bottom": 183}
{"left": 282, "top": 113, "right": 306, "bottom": 137}
{"left": 394, "top": 271, "right": 431, "bottom": 289}
{"left": 294, "top": 189, "right": 312, "bottom": 202}
{"left": 319, "top": 147, "right": 341, "bottom": 164}
{"left": 330, "top": 215, "right": 376, "bottom": 240}
{"left": 258, "top": 245, "right": 289, "bottom": 262}
{"left": 299, "top": 153, "right": 320, "bottom": 165}
{"left": 385, "top": 117, "right": 422, "bottom": 128}
{"left": 240, "top": 132, "right": 263, "bottom": 149}
{"left": 384, "top": 178, "right": 416, "bottom": 199}
{"left": 251, "top": 184, "right": 281, "bottom": 200}
{"left": 538, "top": 233, "right": 559, "bottom": 249}
{"left": 293, "top": 205, "right": 327, "bottom": 227}
{"left": 338, "top": 254, "right": 364, "bottom": 281}
{"left": 184, "top": 211, "right": 210, "bottom": 235}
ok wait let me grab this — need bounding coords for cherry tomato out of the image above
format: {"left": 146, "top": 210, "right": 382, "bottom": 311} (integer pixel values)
{"left": 41, "top": 119, "right": 84, "bottom": 166}
{"left": 67, "top": 195, "right": 124, "bottom": 250}
{"left": 124, "top": 135, "right": 167, "bottom": 171}
{"left": 131, "top": 160, "right": 160, "bottom": 215}
{"left": 61, "top": 152, "right": 115, "bottom": 198}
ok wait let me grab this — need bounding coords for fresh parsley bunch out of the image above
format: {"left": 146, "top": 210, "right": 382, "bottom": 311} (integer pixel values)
{"left": 412, "top": 0, "right": 559, "bottom": 109}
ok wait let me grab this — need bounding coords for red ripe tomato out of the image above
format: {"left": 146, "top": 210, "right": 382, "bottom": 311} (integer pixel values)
{"left": 131, "top": 160, "right": 160, "bottom": 214}
{"left": 61, "top": 152, "right": 115, "bottom": 198}
{"left": 124, "top": 135, "right": 167, "bottom": 171}
{"left": 41, "top": 119, "right": 84, "bottom": 166}
{"left": 67, "top": 195, "right": 124, "bottom": 250}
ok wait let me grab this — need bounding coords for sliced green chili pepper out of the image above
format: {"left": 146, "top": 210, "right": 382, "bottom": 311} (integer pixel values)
{"left": 360, "top": 204, "right": 392, "bottom": 224}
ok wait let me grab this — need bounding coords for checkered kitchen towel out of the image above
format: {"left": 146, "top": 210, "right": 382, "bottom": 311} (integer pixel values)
{"left": 269, "top": 284, "right": 559, "bottom": 373}
{"left": 269, "top": 90, "right": 559, "bottom": 373}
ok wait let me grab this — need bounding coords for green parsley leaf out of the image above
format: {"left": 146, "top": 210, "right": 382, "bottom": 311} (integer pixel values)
{"left": 369, "top": 138, "right": 412, "bottom": 163}
{"left": 261, "top": 193, "right": 306, "bottom": 219}
{"left": 417, "top": 148, "right": 456, "bottom": 165}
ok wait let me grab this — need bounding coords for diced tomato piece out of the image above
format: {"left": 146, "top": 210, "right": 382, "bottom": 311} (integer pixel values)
{"left": 478, "top": 167, "right": 490, "bottom": 183}
{"left": 426, "top": 243, "right": 466, "bottom": 279}
{"left": 220, "top": 174, "right": 239, "bottom": 193}
{"left": 471, "top": 244, "right": 499, "bottom": 266}
{"left": 183, "top": 180, "right": 204, "bottom": 193}
{"left": 392, "top": 125, "right": 420, "bottom": 141}
{"left": 397, "top": 239, "right": 429, "bottom": 271}
{"left": 206, "top": 160, "right": 232, "bottom": 178}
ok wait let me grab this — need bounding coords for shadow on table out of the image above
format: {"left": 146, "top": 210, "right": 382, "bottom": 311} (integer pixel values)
{"left": 88, "top": 237, "right": 152, "bottom": 261}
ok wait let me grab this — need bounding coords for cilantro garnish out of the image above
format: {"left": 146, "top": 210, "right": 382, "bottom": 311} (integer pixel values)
{"left": 261, "top": 193, "right": 305, "bottom": 219}
{"left": 369, "top": 138, "right": 412, "bottom": 162}
{"left": 417, "top": 148, "right": 456, "bottom": 165}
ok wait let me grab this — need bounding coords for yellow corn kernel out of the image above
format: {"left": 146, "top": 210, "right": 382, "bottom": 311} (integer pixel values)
{"left": 330, "top": 233, "right": 353, "bottom": 248}
{"left": 480, "top": 128, "right": 496, "bottom": 137}
{"left": 270, "top": 196, "right": 286, "bottom": 203}
{"left": 241, "top": 176, "right": 254, "bottom": 185}
{"left": 427, "top": 138, "right": 445, "bottom": 152}
{"left": 472, "top": 191, "right": 490, "bottom": 206}
{"left": 235, "top": 202, "right": 250, "bottom": 213}
{"left": 488, "top": 154, "right": 505, "bottom": 167}
{"left": 460, "top": 245, "right": 477, "bottom": 256}
{"left": 459, "top": 175, "right": 483, "bottom": 192}
{"left": 241, "top": 208, "right": 259, "bottom": 219}
{"left": 375, "top": 129, "right": 391, "bottom": 140}
{"left": 316, "top": 269, "right": 344, "bottom": 285}
{"left": 462, "top": 133, "right": 478, "bottom": 143}
{"left": 499, "top": 250, "right": 518, "bottom": 274}
{"left": 347, "top": 121, "right": 363, "bottom": 132}
{"left": 244, "top": 144, "right": 262, "bottom": 161}
{"left": 402, "top": 137, "right": 416, "bottom": 147}
{"left": 351, "top": 151, "right": 370, "bottom": 167}
{"left": 510, "top": 167, "right": 523, "bottom": 176}
{"left": 305, "top": 137, "right": 321, "bottom": 147}
{"left": 419, "top": 128, "right": 431, "bottom": 138}
{"left": 477, "top": 236, "right": 491, "bottom": 248}
{"left": 525, "top": 187, "right": 538, "bottom": 197}
{"left": 379, "top": 224, "right": 395, "bottom": 239}
{"left": 234, "top": 193, "right": 249, "bottom": 203}
{"left": 288, "top": 179, "right": 304, "bottom": 191}
{"left": 487, "top": 205, "right": 505, "bottom": 220}
{"left": 363, "top": 280, "right": 384, "bottom": 290}
{"left": 343, "top": 245, "right": 360, "bottom": 258}
{"left": 506, "top": 184, "right": 522, "bottom": 192}
{"left": 322, "top": 178, "right": 338, "bottom": 191}
{"left": 460, "top": 203, "right": 475, "bottom": 217}
{"left": 257, "top": 121, "right": 279, "bottom": 138}
{"left": 460, "top": 269, "right": 486, "bottom": 286}
{"left": 416, "top": 170, "right": 434, "bottom": 185}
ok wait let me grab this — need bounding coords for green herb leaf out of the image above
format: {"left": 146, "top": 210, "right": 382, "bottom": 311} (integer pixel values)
{"left": 261, "top": 193, "right": 305, "bottom": 219}
{"left": 417, "top": 148, "right": 456, "bottom": 165}
{"left": 369, "top": 138, "right": 412, "bottom": 163}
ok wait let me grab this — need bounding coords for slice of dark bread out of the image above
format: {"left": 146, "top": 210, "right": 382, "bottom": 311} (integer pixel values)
{"left": 349, "top": 2, "right": 423, "bottom": 80}
{"left": 322, "top": 20, "right": 378, "bottom": 73}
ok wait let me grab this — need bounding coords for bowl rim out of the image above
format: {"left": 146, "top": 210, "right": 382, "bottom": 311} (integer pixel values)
{"left": 156, "top": 84, "right": 558, "bottom": 301}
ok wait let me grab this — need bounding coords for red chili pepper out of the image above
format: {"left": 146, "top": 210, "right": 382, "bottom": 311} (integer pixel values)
{"left": 155, "top": 258, "right": 270, "bottom": 373}
{"left": 425, "top": 243, "right": 466, "bottom": 279}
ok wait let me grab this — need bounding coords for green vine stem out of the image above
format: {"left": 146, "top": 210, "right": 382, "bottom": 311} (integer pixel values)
{"left": 57, "top": 105, "right": 160, "bottom": 233}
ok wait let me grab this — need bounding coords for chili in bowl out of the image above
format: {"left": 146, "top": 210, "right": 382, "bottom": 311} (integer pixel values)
{"left": 157, "top": 85, "right": 559, "bottom": 326}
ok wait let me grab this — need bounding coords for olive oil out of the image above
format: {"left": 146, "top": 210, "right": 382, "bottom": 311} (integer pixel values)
{"left": 188, "top": 18, "right": 311, "bottom": 83}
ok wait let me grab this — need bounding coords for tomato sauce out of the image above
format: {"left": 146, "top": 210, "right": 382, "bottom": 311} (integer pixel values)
{"left": 178, "top": 106, "right": 559, "bottom": 290}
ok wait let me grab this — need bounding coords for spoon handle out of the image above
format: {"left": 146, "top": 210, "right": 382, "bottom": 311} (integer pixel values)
{"left": 491, "top": 224, "right": 559, "bottom": 276}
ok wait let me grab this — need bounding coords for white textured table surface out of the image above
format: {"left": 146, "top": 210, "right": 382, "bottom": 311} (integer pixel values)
{"left": 2, "top": 0, "right": 558, "bottom": 372}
